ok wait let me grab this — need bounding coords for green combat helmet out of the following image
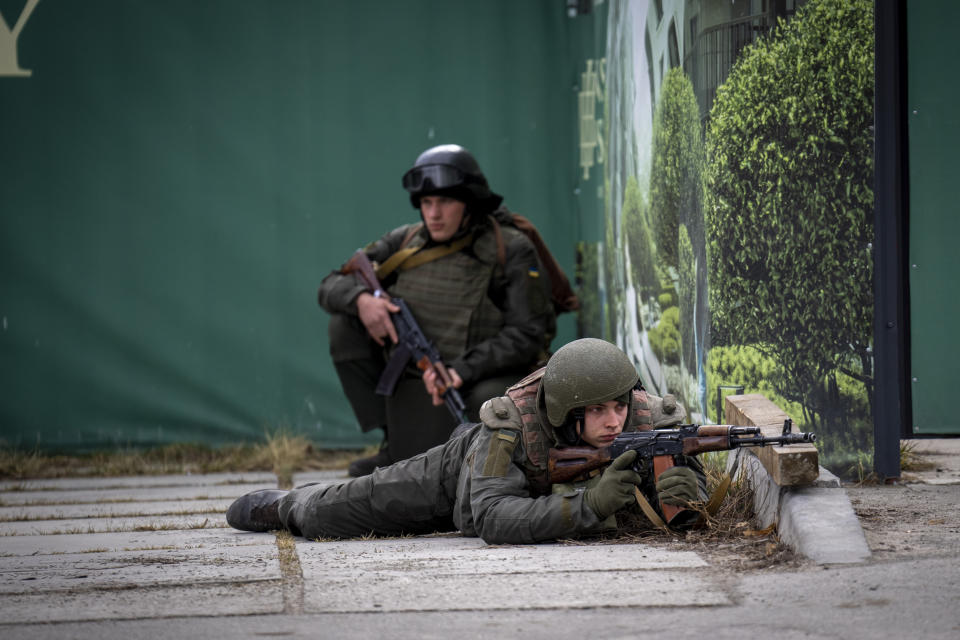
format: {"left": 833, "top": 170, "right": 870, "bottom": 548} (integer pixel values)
{"left": 540, "top": 338, "right": 639, "bottom": 443}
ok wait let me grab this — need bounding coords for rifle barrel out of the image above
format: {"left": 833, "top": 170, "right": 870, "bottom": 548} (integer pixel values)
{"left": 734, "top": 433, "right": 816, "bottom": 446}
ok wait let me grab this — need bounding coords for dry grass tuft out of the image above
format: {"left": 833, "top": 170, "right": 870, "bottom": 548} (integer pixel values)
{"left": 899, "top": 441, "right": 936, "bottom": 472}
{"left": 0, "top": 432, "right": 363, "bottom": 481}
{"left": 594, "top": 452, "right": 800, "bottom": 569}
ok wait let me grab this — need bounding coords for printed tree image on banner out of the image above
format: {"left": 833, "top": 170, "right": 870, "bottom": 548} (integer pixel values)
{"left": 587, "top": 0, "right": 874, "bottom": 475}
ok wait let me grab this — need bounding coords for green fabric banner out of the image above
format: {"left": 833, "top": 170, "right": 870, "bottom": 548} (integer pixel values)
{"left": 0, "top": 1, "right": 583, "bottom": 450}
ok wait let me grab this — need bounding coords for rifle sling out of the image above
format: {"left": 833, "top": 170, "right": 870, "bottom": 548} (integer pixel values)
{"left": 374, "top": 246, "right": 420, "bottom": 280}
{"left": 634, "top": 487, "right": 669, "bottom": 531}
{"left": 375, "top": 343, "right": 413, "bottom": 397}
{"left": 632, "top": 474, "right": 731, "bottom": 531}
{"left": 375, "top": 233, "right": 474, "bottom": 280}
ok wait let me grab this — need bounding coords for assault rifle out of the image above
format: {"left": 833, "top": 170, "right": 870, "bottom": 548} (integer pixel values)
{"left": 548, "top": 420, "right": 816, "bottom": 524}
{"left": 343, "top": 250, "right": 468, "bottom": 426}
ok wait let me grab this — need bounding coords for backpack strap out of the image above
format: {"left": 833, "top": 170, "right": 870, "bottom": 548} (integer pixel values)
{"left": 486, "top": 215, "right": 507, "bottom": 266}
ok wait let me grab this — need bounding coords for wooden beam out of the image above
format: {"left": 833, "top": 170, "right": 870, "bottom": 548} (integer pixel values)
{"left": 725, "top": 394, "right": 819, "bottom": 486}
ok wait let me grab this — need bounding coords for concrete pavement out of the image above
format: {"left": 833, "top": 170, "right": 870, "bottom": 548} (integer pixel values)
{"left": 1, "top": 446, "right": 958, "bottom": 639}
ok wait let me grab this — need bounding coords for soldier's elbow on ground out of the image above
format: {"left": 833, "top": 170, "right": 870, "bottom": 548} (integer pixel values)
{"left": 474, "top": 519, "right": 537, "bottom": 546}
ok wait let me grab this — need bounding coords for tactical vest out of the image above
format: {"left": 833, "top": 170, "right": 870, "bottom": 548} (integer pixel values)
{"left": 387, "top": 229, "right": 505, "bottom": 362}
{"left": 505, "top": 368, "right": 652, "bottom": 496}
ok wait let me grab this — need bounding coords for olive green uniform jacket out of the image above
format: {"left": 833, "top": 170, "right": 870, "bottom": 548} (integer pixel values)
{"left": 276, "top": 394, "right": 706, "bottom": 544}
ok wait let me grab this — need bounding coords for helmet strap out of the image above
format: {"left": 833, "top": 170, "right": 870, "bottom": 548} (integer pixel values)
{"left": 558, "top": 407, "right": 585, "bottom": 445}
{"left": 573, "top": 407, "right": 585, "bottom": 445}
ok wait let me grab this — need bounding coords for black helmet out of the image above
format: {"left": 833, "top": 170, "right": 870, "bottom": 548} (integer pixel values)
{"left": 539, "top": 338, "right": 639, "bottom": 444}
{"left": 401, "top": 144, "right": 502, "bottom": 210}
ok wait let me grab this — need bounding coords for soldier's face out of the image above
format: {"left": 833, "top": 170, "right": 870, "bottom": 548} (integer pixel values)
{"left": 420, "top": 195, "right": 467, "bottom": 243}
{"left": 579, "top": 400, "right": 628, "bottom": 448}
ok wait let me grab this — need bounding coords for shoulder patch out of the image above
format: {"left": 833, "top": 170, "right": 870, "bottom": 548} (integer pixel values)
{"left": 479, "top": 396, "right": 522, "bottom": 431}
{"left": 482, "top": 427, "right": 519, "bottom": 477}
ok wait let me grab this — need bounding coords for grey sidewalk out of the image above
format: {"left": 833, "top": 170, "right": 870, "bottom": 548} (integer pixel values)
{"left": 1, "top": 447, "right": 959, "bottom": 639}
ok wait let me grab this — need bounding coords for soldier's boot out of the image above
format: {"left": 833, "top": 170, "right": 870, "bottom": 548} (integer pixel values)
{"left": 347, "top": 443, "right": 392, "bottom": 478}
{"left": 226, "top": 489, "right": 288, "bottom": 532}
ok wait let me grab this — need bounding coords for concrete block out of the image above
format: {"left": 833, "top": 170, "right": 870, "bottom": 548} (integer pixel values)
{"left": 729, "top": 449, "right": 781, "bottom": 529}
{"left": 728, "top": 448, "right": 870, "bottom": 564}
{"left": 779, "top": 487, "right": 871, "bottom": 564}
{"left": 813, "top": 465, "right": 843, "bottom": 488}
{"left": 724, "top": 394, "right": 818, "bottom": 485}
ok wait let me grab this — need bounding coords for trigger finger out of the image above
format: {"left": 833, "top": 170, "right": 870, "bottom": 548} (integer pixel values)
{"left": 612, "top": 449, "right": 638, "bottom": 468}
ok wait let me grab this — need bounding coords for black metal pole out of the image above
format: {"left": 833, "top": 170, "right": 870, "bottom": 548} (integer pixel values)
{"left": 872, "top": 0, "right": 909, "bottom": 480}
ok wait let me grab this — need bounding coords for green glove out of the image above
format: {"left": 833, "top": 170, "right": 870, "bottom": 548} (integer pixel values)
{"left": 583, "top": 450, "right": 643, "bottom": 519}
{"left": 656, "top": 465, "right": 699, "bottom": 506}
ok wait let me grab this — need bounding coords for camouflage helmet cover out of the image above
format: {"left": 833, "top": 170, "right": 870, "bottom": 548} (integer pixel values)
{"left": 541, "top": 338, "right": 639, "bottom": 427}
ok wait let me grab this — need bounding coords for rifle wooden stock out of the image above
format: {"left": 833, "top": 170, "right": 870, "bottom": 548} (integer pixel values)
{"left": 414, "top": 354, "right": 457, "bottom": 395}
{"left": 680, "top": 435, "right": 733, "bottom": 455}
{"left": 652, "top": 454, "right": 682, "bottom": 523}
{"left": 657, "top": 436, "right": 733, "bottom": 523}
{"left": 343, "top": 249, "right": 383, "bottom": 295}
{"left": 547, "top": 446, "right": 613, "bottom": 484}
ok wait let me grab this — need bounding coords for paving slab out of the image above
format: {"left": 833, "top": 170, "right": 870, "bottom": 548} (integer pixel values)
{"left": 0, "top": 528, "right": 275, "bottom": 556}
{"left": 0, "top": 498, "right": 232, "bottom": 521}
{"left": 0, "top": 481, "right": 277, "bottom": 505}
{"left": 0, "top": 580, "right": 285, "bottom": 624}
{"left": 307, "top": 568, "right": 728, "bottom": 612}
{"left": 297, "top": 535, "right": 708, "bottom": 575}
{"left": 903, "top": 438, "right": 960, "bottom": 455}
{"left": 0, "top": 514, "right": 228, "bottom": 536}
{"left": 0, "top": 472, "right": 277, "bottom": 492}
{"left": 297, "top": 535, "right": 726, "bottom": 612}
{"left": 0, "top": 544, "right": 281, "bottom": 595}
{"left": 902, "top": 438, "right": 960, "bottom": 485}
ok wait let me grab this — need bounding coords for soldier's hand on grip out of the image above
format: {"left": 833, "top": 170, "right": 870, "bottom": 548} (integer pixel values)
{"left": 656, "top": 465, "right": 699, "bottom": 506}
{"left": 583, "top": 450, "right": 642, "bottom": 518}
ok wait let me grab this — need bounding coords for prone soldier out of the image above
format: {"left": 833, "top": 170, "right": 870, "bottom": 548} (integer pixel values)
{"left": 226, "top": 338, "right": 705, "bottom": 543}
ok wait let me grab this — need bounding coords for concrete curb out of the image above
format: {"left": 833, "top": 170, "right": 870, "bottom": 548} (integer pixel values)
{"left": 729, "top": 449, "right": 872, "bottom": 564}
